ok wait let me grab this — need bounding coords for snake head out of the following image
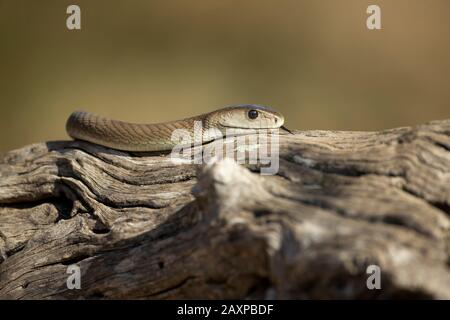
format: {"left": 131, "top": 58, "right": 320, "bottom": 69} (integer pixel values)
{"left": 211, "top": 105, "right": 285, "bottom": 132}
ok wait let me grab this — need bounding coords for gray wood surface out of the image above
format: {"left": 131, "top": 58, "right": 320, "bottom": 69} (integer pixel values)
{"left": 1, "top": 120, "right": 449, "bottom": 299}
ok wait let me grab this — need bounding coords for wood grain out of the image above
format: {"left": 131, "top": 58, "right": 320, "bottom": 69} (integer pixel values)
{"left": 1, "top": 120, "right": 449, "bottom": 299}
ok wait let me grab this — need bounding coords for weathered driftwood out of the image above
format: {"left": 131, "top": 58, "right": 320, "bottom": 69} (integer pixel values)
{"left": 0, "top": 120, "right": 450, "bottom": 299}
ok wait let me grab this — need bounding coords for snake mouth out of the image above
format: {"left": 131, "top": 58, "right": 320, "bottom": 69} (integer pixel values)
{"left": 220, "top": 125, "right": 283, "bottom": 131}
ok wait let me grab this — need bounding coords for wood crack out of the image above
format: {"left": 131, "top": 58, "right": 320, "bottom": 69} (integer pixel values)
{"left": 1, "top": 119, "right": 449, "bottom": 299}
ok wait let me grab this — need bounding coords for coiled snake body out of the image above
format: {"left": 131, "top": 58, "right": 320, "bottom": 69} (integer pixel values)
{"left": 66, "top": 105, "right": 288, "bottom": 151}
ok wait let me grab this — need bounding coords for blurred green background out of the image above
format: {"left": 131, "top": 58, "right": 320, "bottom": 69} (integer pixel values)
{"left": 1, "top": 0, "right": 449, "bottom": 152}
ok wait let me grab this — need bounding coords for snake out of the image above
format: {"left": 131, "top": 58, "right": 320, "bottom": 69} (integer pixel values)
{"left": 66, "top": 104, "right": 291, "bottom": 152}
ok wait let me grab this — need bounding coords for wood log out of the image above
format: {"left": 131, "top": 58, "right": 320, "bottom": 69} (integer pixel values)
{"left": 0, "top": 120, "right": 449, "bottom": 299}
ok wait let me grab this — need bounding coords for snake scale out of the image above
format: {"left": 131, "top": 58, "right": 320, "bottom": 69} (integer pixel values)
{"left": 66, "top": 105, "right": 290, "bottom": 151}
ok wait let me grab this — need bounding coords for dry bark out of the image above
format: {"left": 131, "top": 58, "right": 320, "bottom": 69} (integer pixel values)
{"left": 0, "top": 120, "right": 450, "bottom": 299}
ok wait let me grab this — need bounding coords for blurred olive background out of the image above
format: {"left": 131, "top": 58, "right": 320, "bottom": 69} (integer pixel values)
{"left": 1, "top": 0, "right": 449, "bottom": 152}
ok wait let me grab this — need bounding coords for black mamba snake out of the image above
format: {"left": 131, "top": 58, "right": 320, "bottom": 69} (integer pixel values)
{"left": 66, "top": 105, "right": 290, "bottom": 151}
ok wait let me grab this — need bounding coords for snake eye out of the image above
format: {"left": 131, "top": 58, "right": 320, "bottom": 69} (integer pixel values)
{"left": 248, "top": 109, "right": 259, "bottom": 120}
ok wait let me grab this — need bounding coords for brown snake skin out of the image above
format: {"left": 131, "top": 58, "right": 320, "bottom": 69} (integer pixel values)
{"left": 66, "top": 105, "right": 286, "bottom": 151}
